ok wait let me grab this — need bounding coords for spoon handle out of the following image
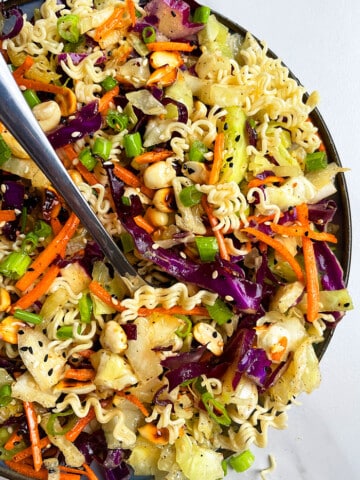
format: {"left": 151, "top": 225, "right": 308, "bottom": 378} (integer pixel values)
{"left": 0, "top": 53, "right": 143, "bottom": 283}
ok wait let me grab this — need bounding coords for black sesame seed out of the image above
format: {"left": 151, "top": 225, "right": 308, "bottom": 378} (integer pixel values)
{"left": 62, "top": 352, "right": 66, "bottom": 358}
{"left": 223, "top": 122, "right": 229, "bottom": 130}
{"left": 235, "top": 134, "right": 241, "bottom": 142}
{"left": 42, "top": 329, "right": 47, "bottom": 334}
{"left": 18, "top": 330, "right": 24, "bottom": 335}
{"left": 38, "top": 341, "right": 43, "bottom": 347}
{"left": 212, "top": 332, "right": 218, "bottom": 338}
{"left": 344, "top": 302, "right": 350, "bottom": 307}
{"left": 229, "top": 163, "right": 234, "bottom": 168}
{"left": 171, "top": 10, "right": 176, "bottom": 16}
{"left": 48, "top": 368, "right": 53, "bottom": 376}
{"left": 28, "top": 346, "right": 33, "bottom": 355}
{"left": 44, "top": 354, "right": 49, "bottom": 362}
{"left": 20, "top": 346, "right": 28, "bottom": 351}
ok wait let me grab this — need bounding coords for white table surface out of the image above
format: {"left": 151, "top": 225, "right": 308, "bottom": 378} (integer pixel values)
{"left": 204, "top": 0, "right": 360, "bottom": 479}
{"left": 1, "top": 1, "right": 359, "bottom": 479}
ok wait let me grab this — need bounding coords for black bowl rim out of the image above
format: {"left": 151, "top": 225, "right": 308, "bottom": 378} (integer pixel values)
{"left": 0, "top": 4, "right": 352, "bottom": 480}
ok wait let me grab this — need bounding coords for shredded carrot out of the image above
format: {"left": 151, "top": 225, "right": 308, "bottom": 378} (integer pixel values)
{"left": 126, "top": 0, "right": 136, "bottom": 27}
{"left": 82, "top": 464, "right": 100, "bottom": 480}
{"left": 208, "top": 132, "right": 224, "bottom": 185}
{"left": 63, "top": 368, "right": 96, "bottom": 381}
{"left": 146, "top": 65, "right": 177, "bottom": 87}
{"left": 11, "top": 437, "right": 50, "bottom": 462}
{"left": 0, "top": 210, "right": 16, "bottom": 222}
{"left": 113, "top": 163, "right": 154, "bottom": 198}
{"left": 15, "top": 212, "right": 80, "bottom": 292}
{"left": 74, "top": 160, "right": 101, "bottom": 186}
{"left": 269, "top": 222, "right": 337, "bottom": 243}
{"left": 23, "top": 401, "right": 42, "bottom": 472}
{"left": 270, "top": 336, "right": 288, "bottom": 362}
{"left": 65, "top": 408, "right": 96, "bottom": 442}
{"left": 247, "top": 175, "right": 286, "bottom": 189}
{"left": 60, "top": 474, "right": 82, "bottom": 480}
{"left": 11, "top": 265, "right": 60, "bottom": 313}
{"left": 12, "top": 55, "right": 34, "bottom": 79}
{"left": 134, "top": 214, "right": 155, "bottom": 234}
{"left": 89, "top": 280, "right": 125, "bottom": 312}
{"left": 93, "top": 6, "right": 131, "bottom": 42}
{"left": 201, "top": 195, "right": 230, "bottom": 261}
{"left": 146, "top": 41, "right": 196, "bottom": 52}
{"left": 4, "top": 430, "right": 23, "bottom": 451}
{"left": 117, "top": 391, "right": 149, "bottom": 417}
{"left": 246, "top": 213, "right": 280, "bottom": 224}
{"left": 133, "top": 150, "right": 174, "bottom": 164}
{"left": 296, "top": 203, "right": 320, "bottom": 322}
{"left": 50, "top": 217, "right": 63, "bottom": 235}
{"left": 242, "top": 226, "right": 304, "bottom": 282}
{"left": 4, "top": 461, "right": 47, "bottom": 480}
{"left": 98, "top": 84, "right": 120, "bottom": 113}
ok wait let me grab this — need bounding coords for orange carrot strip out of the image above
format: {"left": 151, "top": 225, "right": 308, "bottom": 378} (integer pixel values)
{"left": 11, "top": 437, "right": 50, "bottom": 462}
{"left": 247, "top": 175, "right": 286, "bottom": 189}
{"left": 11, "top": 265, "right": 60, "bottom": 313}
{"left": 138, "top": 305, "right": 210, "bottom": 317}
{"left": 116, "top": 391, "right": 149, "bottom": 417}
{"left": 208, "top": 132, "right": 224, "bottom": 185}
{"left": 270, "top": 336, "right": 288, "bottom": 362}
{"left": 98, "top": 85, "right": 120, "bottom": 113}
{"left": 126, "top": 0, "right": 136, "bottom": 27}
{"left": 93, "top": 6, "right": 130, "bottom": 42}
{"left": 296, "top": 203, "right": 320, "bottom": 322}
{"left": 4, "top": 461, "right": 47, "bottom": 480}
{"left": 60, "top": 474, "right": 82, "bottom": 480}
{"left": 63, "top": 368, "right": 96, "bottom": 381}
{"left": 65, "top": 408, "right": 96, "bottom": 443}
{"left": 242, "top": 226, "right": 304, "bottom": 282}
{"left": 113, "top": 164, "right": 154, "bottom": 198}
{"left": 89, "top": 280, "right": 125, "bottom": 312}
{"left": 0, "top": 210, "right": 16, "bottom": 222}
{"left": 133, "top": 150, "right": 174, "bottom": 164}
{"left": 146, "top": 41, "right": 196, "bottom": 52}
{"left": 12, "top": 55, "right": 34, "bottom": 79}
{"left": 60, "top": 465, "right": 96, "bottom": 480}
{"left": 201, "top": 196, "right": 230, "bottom": 261}
{"left": 15, "top": 212, "right": 80, "bottom": 292}
{"left": 134, "top": 214, "right": 155, "bottom": 234}
{"left": 74, "top": 161, "right": 101, "bottom": 186}
{"left": 23, "top": 401, "right": 42, "bottom": 471}
{"left": 50, "top": 217, "right": 63, "bottom": 235}
{"left": 4, "top": 430, "right": 23, "bottom": 451}
{"left": 246, "top": 213, "right": 280, "bottom": 224}
{"left": 269, "top": 222, "right": 337, "bottom": 243}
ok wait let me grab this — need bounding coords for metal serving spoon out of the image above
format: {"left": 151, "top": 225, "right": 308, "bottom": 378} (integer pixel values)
{"left": 0, "top": 53, "right": 145, "bottom": 286}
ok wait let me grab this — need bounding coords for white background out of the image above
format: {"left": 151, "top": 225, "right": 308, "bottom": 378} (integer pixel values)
{"left": 1, "top": 1, "right": 359, "bottom": 479}
{"left": 204, "top": 0, "right": 360, "bottom": 479}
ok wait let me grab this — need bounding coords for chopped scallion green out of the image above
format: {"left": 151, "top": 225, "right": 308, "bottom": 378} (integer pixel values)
{"left": 179, "top": 185, "right": 203, "bottom": 207}
{"left": 106, "top": 110, "right": 129, "bottom": 132}
{"left": 92, "top": 137, "right": 112, "bottom": 160}
{"left": 79, "top": 147, "right": 97, "bottom": 171}
{"left": 175, "top": 315, "right": 192, "bottom": 338}
{"left": 305, "top": 151, "right": 328, "bottom": 172}
{"left": 201, "top": 392, "right": 231, "bottom": 426}
{"left": 206, "top": 298, "right": 233, "bottom": 325}
{"left": 0, "top": 252, "right": 32, "bottom": 279}
{"left": 0, "top": 384, "right": 12, "bottom": 407}
{"left": 34, "top": 220, "right": 52, "bottom": 239}
{"left": 123, "top": 132, "right": 143, "bottom": 158}
{"left": 14, "top": 309, "right": 42, "bottom": 325}
{"left": 0, "top": 134, "right": 12, "bottom": 166}
{"left": 142, "top": 26, "right": 156, "bottom": 44}
{"left": 78, "top": 293, "right": 93, "bottom": 323}
{"left": 57, "top": 14, "right": 80, "bottom": 43}
{"left": 229, "top": 450, "right": 255, "bottom": 472}
{"left": 56, "top": 325, "right": 74, "bottom": 340}
{"left": 100, "top": 75, "right": 118, "bottom": 92}
{"left": 195, "top": 236, "right": 218, "bottom": 262}
{"left": 21, "top": 232, "right": 39, "bottom": 254}
{"left": 188, "top": 140, "right": 208, "bottom": 162}
{"left": 23, "top": 89, "right": 41, "bottom": 109}
{"left": 46, "top": 409, "right": 74, "bottom": 436}
{"left": 192, "top": 6, "right": 211, "bottom": 23}
{"left": 120, "top": 232, "right": 134, "bottom": 253}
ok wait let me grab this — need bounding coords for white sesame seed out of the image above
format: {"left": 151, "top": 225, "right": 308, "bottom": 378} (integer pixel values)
{"left": 212, "top": 270, "right": 219, "bottom": 279}
{"left": 72, "top": 158, "right": 79, "bottom": 165}
{"left": 152, "top": 243, "right": 160, "bottom": 250}
{"left": 0, "top": 184, "right": 6, "bottom": 193}
{"left": 180, "top": 251, "right": 187, "bottom": 259}
{"left": 14, "top": 209, "right": 22, "bottom": 215}
{"left": 111, "top": 297, "right": 119, "bottom": 305}
{"left": 225, "top": 295, "right": 234, "bottom": 302}
{"left": 71, "top": 131, "right": 82, "bottom": 138}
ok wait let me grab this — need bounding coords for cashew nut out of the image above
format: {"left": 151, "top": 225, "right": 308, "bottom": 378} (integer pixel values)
{"left": 193, "top": 322, "right": 224, "bottom": 356}
{"left": 153, "top": 187, "right": 175, "bottom": 213}
{"left": 143, "top": 160, "right": 176, "bottom": 189}
{"left": 182, "top": 161, "right": 209, "bottom": 184}
{"left": 0, "top": 287, "right": 11, "bottom": 312}
{"left": 33, "top": 101, "right": 62, "bottom": 132}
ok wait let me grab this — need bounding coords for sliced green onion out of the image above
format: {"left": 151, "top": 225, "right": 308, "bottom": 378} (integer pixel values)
{"left": 100, "top": 75, "right": 118, "bottom": 92}
{"left": 305, "top": 151, "right": 328, "bottom": 172}
{"left": 57, "top": 14, "right": 80, "bottom": 43}
{"left": 56, "top": 325, "right": 74, "bottom": 340}
{"left": 120, "top": 232, "right": 134, "bottom": 253}
{"left": 229, "top": 450, "right": 255, "bottom": 472}
{"left": 175, "top": 315, "right": 192, "bottom": 338}
{"left": 221, "top": 459, "right": 228, "bottom": 476}
{"left": 0, "top": 384, "right": 12, "bottom": 407}
{"left": 142, "top": 25, "right": 156, "bottom": 44}
{"left": 123, "top": 103, "right": 138, "bottom": 130}
{"left": 13, "top": 309, "right": 43, "bottom": 325}
{"left": 92, "top": 137, "right": 112, "bottom": 160}
{"left": 121, "top": 196, "right": 131, "bottom": 206}
{"left": 195, "top": 236, "right": 218, "bottom": 262}
{"left": 201, "top": 392, "right": 231, "bottom": 426}
{"left": 106, "top": 110, "right": 129, "bottom": 132}
{"left": 0, "top": 134, "right": 12, "bottom": 166}
{"left": 206, "top": 298, "right": 233, "bottom": 325}
{"left": 78, "top": 293, "right": 93, "bottom": 323}
{"left": 188, "top": 140, "right": 208, "bottom": 162}
{"left": 123, "top": 132, "right": 143, "bottom": 158}
{"left": 34, "top": 220, "right": 52, "bottom": 239}
{"left": 79, "top": 147, "right": 97, "bottom": 171}
{"left": 21, "top": 232, "right": 39, "bottom": 254}
{"left": 46, "top": 409, "right": 74, "bottom": 436}
{"left": 0, "top": 252, "right": 32, "bottom": 279}
{"left": 23, "top": 89, "right": 41, "bottom": 109}
{"left": 179, "top": 185, "right": 203, "bottom": 207}
{"left": 192, "top": 6, "right": 211, "bottom": 23}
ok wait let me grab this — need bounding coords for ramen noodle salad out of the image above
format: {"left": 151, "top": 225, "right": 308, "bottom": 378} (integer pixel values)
{"left": 0, "top": 0, "right": 353, "bottom": 478}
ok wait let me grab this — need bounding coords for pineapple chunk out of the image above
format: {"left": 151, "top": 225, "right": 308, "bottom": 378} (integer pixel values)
{"left": 11, "top": 371, "right": 59, "bottom": 408}
{"left": 91, "top": 349, "right": 138, "bottom": 391}
{"left": 18, "top": 326, "right": 67, "bottom": 390}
